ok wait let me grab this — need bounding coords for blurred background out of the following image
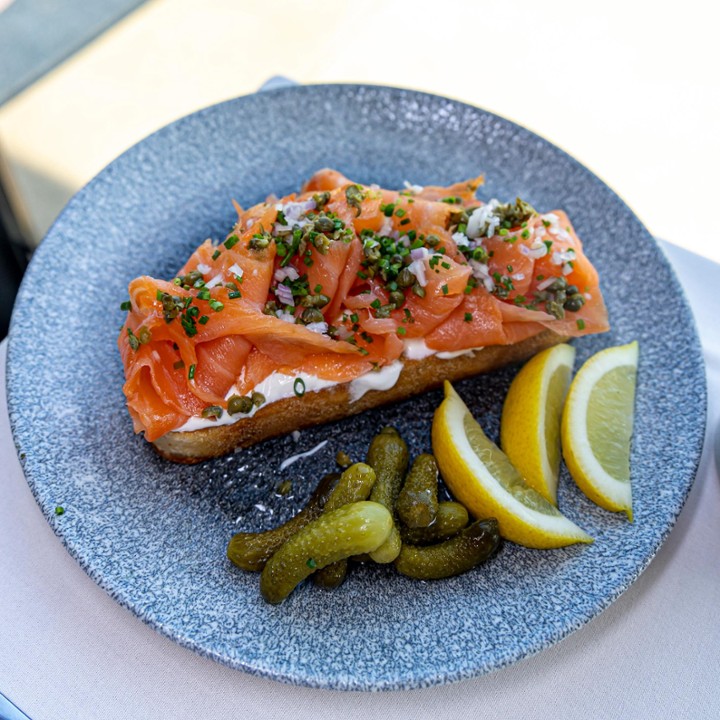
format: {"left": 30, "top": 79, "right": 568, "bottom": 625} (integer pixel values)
{"left": 0, "top": 0, "right": 718, "bottom": 338}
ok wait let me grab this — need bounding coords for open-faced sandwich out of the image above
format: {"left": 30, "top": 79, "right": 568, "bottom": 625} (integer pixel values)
{"left": 118, "top": 169, "right": 608, "bottom": 462}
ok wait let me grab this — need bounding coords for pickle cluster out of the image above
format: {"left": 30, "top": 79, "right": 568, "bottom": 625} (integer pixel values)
{"left": 227, "top": 427, "right": 501, "bottom": 604}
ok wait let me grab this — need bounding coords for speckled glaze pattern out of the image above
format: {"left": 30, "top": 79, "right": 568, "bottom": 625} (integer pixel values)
{"left": 6, "top": 85, "right": 706, "bottom": 691}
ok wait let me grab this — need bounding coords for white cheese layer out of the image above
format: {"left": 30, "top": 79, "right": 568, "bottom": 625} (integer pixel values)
{"left": 175, "top": 344, "right": 483, "bottom": 433}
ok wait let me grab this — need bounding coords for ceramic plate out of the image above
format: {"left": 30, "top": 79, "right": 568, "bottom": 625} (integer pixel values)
{"left": 6, "top": 84, "right": 706, "bottom": 690}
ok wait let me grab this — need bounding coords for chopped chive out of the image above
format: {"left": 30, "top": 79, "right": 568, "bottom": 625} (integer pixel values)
{"left": 306, "top": 558, "right": 317, "bottom": 569}
{"left": 395, "top": 208, "right": 406, "bottom": 217}
{"left": 228, "top": 291, "right": 242, "bottom": 299}
{"left": 441, "top": 261, "right": 451, "bottom": 269}
{"left": 441, "top": 284, "right": 449, "bottom": 295}
{"left": 188, "top": 364, "right": 196, "bottom": 380}
{"left": 464, "top": 312, "right": 472, "bottom": 322}
{"left": 350, "top": 313, "right": 359, "bottom": 323}
{"left": 293, "top": 378, "right": 306, "bottom": 397}
{"left": 209, "top": 299, "right": 224, "bottom": 312}
{"left": 55, "top": 505, "right": 64, "bottom": 515}
{"left": 396, "top": 326, "right": 407, "bottom": 336}
{"left": 120, "top": 300, "right": 132, "bottom": 311}
{"left": 543, "top": 240, "right": 553, "bottom": 251}
{"left": 197, "top": 288, "right": 211, "bottom": 300}
{"left": 400, "top": 218, "right": 411, "bottom": 226}
{"left": 370, "top": 299, "right": 381, "bottom": 309}
{"left": 576, "top": 319, "right": 586, "bottom": 330}
{"left": 224, "top": 235, "right": 240, "bottom": 249}
{"left": 212, "top": 249, "right": 221, "bottom": 260}
{"left": 199, "top": 315, "right": 209, "bottom": 325}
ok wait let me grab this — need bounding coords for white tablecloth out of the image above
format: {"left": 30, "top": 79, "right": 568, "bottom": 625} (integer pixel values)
{"left": 1, "top": 240, "right": 718, "bottom": 720}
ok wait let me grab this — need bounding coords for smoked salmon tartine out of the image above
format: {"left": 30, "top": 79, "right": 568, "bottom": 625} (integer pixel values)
{"left": 119, "top": 169, "right": 609, "bottom": 458}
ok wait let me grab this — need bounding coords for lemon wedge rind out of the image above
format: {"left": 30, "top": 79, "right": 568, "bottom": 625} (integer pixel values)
{"left": 433, "top": 382, "right": 592, "bottom": 549}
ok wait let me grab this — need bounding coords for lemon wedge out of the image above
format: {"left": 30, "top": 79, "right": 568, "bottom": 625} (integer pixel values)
{"left": 561, "top": 341, "right": 638, "bottom": 521}
{"left": 432, "top": 382, "right": 592, "bottom": 549}
{"left": 500, "top": 344, "right": 576, "bottom": 505}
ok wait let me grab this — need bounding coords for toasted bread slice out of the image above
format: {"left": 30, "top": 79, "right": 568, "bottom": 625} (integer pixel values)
{"left": 152, "top": 330, "right": 565, "bottom": 463}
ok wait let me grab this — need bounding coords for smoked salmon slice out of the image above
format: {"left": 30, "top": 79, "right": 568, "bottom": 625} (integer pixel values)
{"left": 119, "top": 170, "right": 609, "bottom": 441}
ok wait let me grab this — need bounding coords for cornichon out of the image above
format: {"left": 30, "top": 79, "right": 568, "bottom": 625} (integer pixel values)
{"left": 394, "top": 518, "right": 501, "bottom": 580}
{"left": 227, "top": 472, "right": 338, "bottom": 572}
{"left": 313, "top": 463, "right": 377, "bottom": 589}
{"left": 366, "top": 427, "right": 408, "bottom": 563}
{"left": 400, "top": 501, "right": 469, "bottom": 545}
{"left": 260, "top": 501, "right": 393, "bottom": 604}
{"left": 396, "top": 453, "right": 439, "bottom": 528}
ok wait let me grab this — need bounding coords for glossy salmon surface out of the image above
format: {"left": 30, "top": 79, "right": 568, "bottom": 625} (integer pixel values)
{"left": 120, "top": 170, "right": 609, "bottom": 441}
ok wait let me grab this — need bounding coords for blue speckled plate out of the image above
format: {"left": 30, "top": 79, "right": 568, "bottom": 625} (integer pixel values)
{"left": 6, "top": 85, "right": 706, "bottom": 690}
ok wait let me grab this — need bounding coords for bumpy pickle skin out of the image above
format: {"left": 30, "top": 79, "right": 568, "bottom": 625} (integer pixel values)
{"left": 394, "top": 518, "right": 501, "bottom": 580}
{"left": 400, "top": 501, "right": 469, "bottom": 545}
{"left": 313, "top": 463, "right": 377, "bottom": 589}
{"left": 366, "top": 427, "right": 409, "bottom": 563}
{"left": 227, "top": 472, "right": 338, "bottom": 572}
{"left": 396, "top": 453, "right": 440, "bottom": 528}
{"left": 260, "top": 501, "right": 393, "bottom": 604}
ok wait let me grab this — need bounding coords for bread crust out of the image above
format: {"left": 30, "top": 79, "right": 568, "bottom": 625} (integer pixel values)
{"left": 152, "top": 331, "right": 566, "bottom": 464}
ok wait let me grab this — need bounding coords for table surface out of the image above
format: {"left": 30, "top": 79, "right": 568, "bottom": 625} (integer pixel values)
{"left": 1, "top": 239, "right": 719, "bottom": 719}
{"left": 0, "top": 0, "right": 719, "bottom": 262}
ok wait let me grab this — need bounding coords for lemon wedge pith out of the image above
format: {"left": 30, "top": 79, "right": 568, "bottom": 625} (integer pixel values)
{"left": 500, "top": 343, "right": 576, "bottom": 505}
{"left": 432, "top": 382, "right": 592, "bottom": 549}
{"left": 561, "top": 341, "right": 638, "bottom": 521}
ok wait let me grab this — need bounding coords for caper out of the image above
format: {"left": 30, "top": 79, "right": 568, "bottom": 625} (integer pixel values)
{"left": 302, "top": 293, "right": 330, "bottom": 308}
{"left": 394, "top": 518, "right": 501, "bottom": 580}
{"left": 412, "top": 283, "right": 426, "bottom": 298}
{"left": 301, "top": 307, "right": 325, "bottom": 324}
{"left": 137, "top": 326, "right": 152, "bottom": 345}
{"left": 313, "top": 191, "right": 330, "bottom": 208}
{"left": 566, "top": 284, "right": 579, "bottom": 296}
{"left": 184, "top": 270, "right": 203, "bottom": 285}
{"left": 312, "top": 234, "right": 331, "bottom": 254}
{"left": 260, "top": 501, "right": 393, "bottom": 604}
{"left": 263, "top": 300, "right": 279, "bottom": 316}
{"left": 564, "top": 293, "right": 585, "bottom": 312}
{"left": 227, "top": 394, "right": 254, "bottom": 415}
{"left": 248, "top": 234, "right": 270, "bottom": 250}
{"left": 336, "top": 451, "right": 352, "bottom": 468}
{"left": 364, "top": 245, "right": 381, "bottom": 262}
{"left": 227, "top": 472, "right": 339, "bottom": 572}
{"left": 400, "top": 502, "right": 469, "bottom": 545}
{"left": 251, "top": 391, "right": 266, "bottom": 407}
{"left": 397, "top": 268, "right": 416, "bottom": 288}
{"left": 374, "top": 304, "right": 393, "bottom": 319}
{"left": 548, "top": 277, "right": 568, "bottom": 292}
{"left": 426, "top": 235, "right": 440, "bottom": 247}
{"left": 314, "top": 216, "right": 335, "bottom": 233}
{"left": 545, "top": 300, "right": 565, "bottom": 320}
{"left": 396, "top": 454, "right": 439, "bottom": 528}
{"left": 389, "top": 290, "right": 405, "bottom": 309}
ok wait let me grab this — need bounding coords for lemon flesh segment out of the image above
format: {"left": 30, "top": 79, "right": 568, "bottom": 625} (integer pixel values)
{"left": 433, "top": 382, "right": 592, "bottom": 549}
{"left": 561, "top": 341, "right": 638, "bottom": 521}
{"left": 500, "top": 344, "right": 576, "bottom": 505}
